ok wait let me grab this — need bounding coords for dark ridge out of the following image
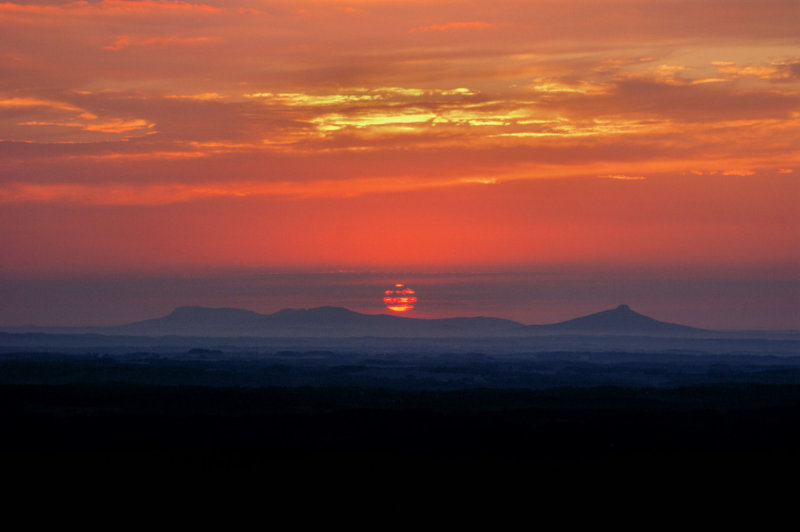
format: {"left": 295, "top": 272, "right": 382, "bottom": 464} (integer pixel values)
{"left": 1, "top": 304, "right": 706, "bottom": 338}
{"left": 524, "top": 304, "right": 703, "bottom": 335}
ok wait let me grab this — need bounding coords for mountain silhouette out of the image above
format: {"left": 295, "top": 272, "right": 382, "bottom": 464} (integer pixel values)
{"left": 523, "top": 304, "right": 702, "bottom": 335}
{"left": 100, "top": 303, "right": 702, "bottom": 338}
{"left": 115, "top": 306, "right": 266, "bottom": 336}
{"left": 109, "top": 305, "right": 525, "bottom": 337}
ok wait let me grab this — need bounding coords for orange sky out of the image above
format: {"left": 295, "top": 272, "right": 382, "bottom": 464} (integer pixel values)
{"left": 0, "top": 1, "right": 798, "bottom": 328}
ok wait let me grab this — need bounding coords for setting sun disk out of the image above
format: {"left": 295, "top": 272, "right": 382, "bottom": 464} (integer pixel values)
{"left": 383, "top": 283, "right": 417, "bottom": 312}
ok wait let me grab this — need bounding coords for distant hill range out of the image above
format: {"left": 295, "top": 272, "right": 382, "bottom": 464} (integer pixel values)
{"left": 4, "top": 304, "right": 706, "bottom": 338}
{"left": 522, "top": 304, "right": 701, "bottom": 335}
{"left": 108, "top": 305, "right": 526, "bottom": 338}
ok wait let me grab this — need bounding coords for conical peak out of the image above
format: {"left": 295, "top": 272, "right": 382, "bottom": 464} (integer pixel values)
{"left": 616, "top": 304, "right": 631, "bottom": 311}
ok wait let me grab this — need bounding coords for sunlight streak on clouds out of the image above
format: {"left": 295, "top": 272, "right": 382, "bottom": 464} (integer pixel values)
{"left": 0, "top": 174, "right": 501, "bottom": 205}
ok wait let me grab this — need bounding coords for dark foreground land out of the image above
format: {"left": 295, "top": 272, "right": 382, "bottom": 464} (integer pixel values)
{"left": 5, "top": 381, "right": 800, "bottom": 460}
{"left": 3, "top": 347, "right": 800, "bottom": 487}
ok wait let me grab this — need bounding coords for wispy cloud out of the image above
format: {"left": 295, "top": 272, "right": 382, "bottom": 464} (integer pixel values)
{"left": 0, "top": 174, "right": 500, "bottom": 205}
{"left": 409, "top": 21, "right": 495, "bottom": 33}
{"left": 599, "top": 174, "right": 646, "bottom": 181}
{"left": 0, "top": 1, "right": 222, "bottom": 15}
{"left": 104, "top": 35, "right": 221, "bottom": 50}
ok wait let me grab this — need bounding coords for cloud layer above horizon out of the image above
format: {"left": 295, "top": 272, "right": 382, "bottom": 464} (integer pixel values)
{"left": 2, "top": 1, "right": 798, "bottom": 199}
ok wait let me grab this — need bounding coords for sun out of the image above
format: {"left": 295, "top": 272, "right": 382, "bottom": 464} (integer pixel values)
{"left": 383, "top": 283, "right": 417, "bottom": 312}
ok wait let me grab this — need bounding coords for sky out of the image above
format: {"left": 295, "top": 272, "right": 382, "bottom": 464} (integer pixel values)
{"left": 0, "top": 0, "right": 798, "bottom": 329}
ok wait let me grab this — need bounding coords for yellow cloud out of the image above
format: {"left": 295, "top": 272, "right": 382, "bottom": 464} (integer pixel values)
{"left": 599, "top": 174, "right": 646, "bottom": 181}
{"left": 0, "top": 96, "right": 94, "bottom": 118}
{"left": 17, "top": 118, "right": 154, "bottom": 134}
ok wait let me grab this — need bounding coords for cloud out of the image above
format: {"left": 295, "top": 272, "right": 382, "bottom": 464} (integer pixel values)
{"left": 0, "top": 94, "right": 155, "bottom": 141}
{"left": 99, "top": 0, "right": 221, "bottom": 12}
{"left": 0, "top": 174, "right": 500, "bottom": 205}
{"left": 772, "top": 58, "right": 800, "bottom": 81}
{"left": 710, "top": 58, "right": 800, "bottom": 82}
{"left": 721, "top": 169, "right": 756, "bottom": 176}
{"left": 409, "top": 21, "right": 495, "bottom": 33}
{"left": 599, "top": 174, "right": 646, "bottom": 180}
{"left": 0, "top": 1, "right": 798, "bottom": 204}
{"left": 0, "top": 1, "right": 221, "bottom": 15}
{"left": 104, "top": 36, "right": 221, "bottom": 50}
{"left": 0, "top": 96, "right": 94, "bottom": 118}
{"left": 17, "top": 118, "right": 153, "bottom": 134}
{"left": 689, "top": 169, "right": 757, "bottom": 176}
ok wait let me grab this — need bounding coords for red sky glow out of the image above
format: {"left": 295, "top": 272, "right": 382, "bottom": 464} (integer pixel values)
{"left": 1, "top": 1, "right": 798, "bottom": 328}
